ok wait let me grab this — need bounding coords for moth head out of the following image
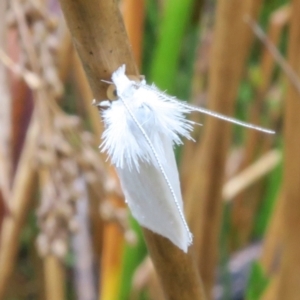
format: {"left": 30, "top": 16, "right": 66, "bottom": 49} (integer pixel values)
{"left": 107, "top": 84, "right": 118, "bottom": 100}
{"left": 106, "top": 75, "right": 145, "bottom": 101}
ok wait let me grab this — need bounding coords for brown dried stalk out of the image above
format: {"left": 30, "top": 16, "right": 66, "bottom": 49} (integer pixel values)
{"left": 276, "top": 0, "right": 300, "bottom": 298}
{"left": 144, "top": 230, "right": 205, "bottom": 299}
{"left": 122, "top": 0, "right": 145, "bottom": 67}
{"left": 39, "top": 167, "right": 65, "bottom": 300}
{"left": 0, "top": 2, "right": 110, "bottom": 299}
{"left": 44, "top": 255, "right": 65, "bottom": 300}
{"left": 0, "top": 116, "right": 38, "bottom": 299}
{"left": 58, "top": 0, "right": 205, "bottom": 299}
{"left": 0, "top": 0, "right": 12, "bottom": 206}
{"left": 246, "top": 16, "right": 300, "bottom": 95}
{"left": 72, "top": 43, "right": 131, "bottom": 300}
{"left": 72, "top": 41, "right": 136, "bottom": 300}
{"left": 0, "top": 4, "right": 36, "bottom": 297}
{"left": 99, "top": 215, "right": 125, "bottom": 300}
{"left": 223, "top": 150, "right": 281, "bottom": 201}
{"left": 261, "top": 274, "right": 280, "bottom": 300}
{"left": 230, "top": 9, "right": 287, "bottom": 248}
{"left": 72, "top": 51, "right": 107, "bottom": 263}
{"left": 180, "top": 19, "right": 213, "bottom": 186}
{"left": 260, "top": 6, "right": 290, "bottom": 93}
{"left": 260, "top": 190, "right": 283, "bottom": 275}
{"left": 59, "top": 0, "right": 137, "bottom": 101}
{"left": 72, "top": 51, "right": 104, "bottom": 139}
{"left": 184, "top": 0, "right": 262, "bottom": 296}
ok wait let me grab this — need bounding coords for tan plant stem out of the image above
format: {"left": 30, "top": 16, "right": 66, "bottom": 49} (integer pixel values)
{"left": 0, "top": 0, "right": 12, "bottom": 206}
{"left": 11, "top": 0, "right": 40, "bottom": 74}
{"left": 99, "top": 213, "right": 125, "bottom": 300}
{"left": 72, "top": 51, "right": 106, "bottom": 260}
{"left": 72, "top": 33, "right": 128, "bottom": 300}
{"left": 261, "top": 274, "right": 280, "bottom": 300}
{"left": 230, "top": 10, "right": 286, "bottom": 248}
{"left": 56, "top": 29, "right": 74, "bottom": 83}
{"left": 246, "top": 16, "right": 300, "bottom": 95}
{"left": 122, "top": 0, "right": 145, "bottom": 67}
{"left": 73, "top": 42, "right": 126, "bottom": 300}
{"left": 39, "top": 168, "right": 65, "bottom": 300}
{"left": 44, "top": 256, "right": 65, "bottom": 300}
{"left": 260, "top": 191, "right": 283, "bottom": 275}
{"left": 260, "top": 5, "right": 290, "bottom": 93}
{"left": 0, "top": 116, "right": 38, "bottom": 299}
{"left": 143, "top": 229, "right": 206, "bottom": 300}
{"left": 58, "top": 0, "right": 137, "bottom": 101}
{"left": 223, "top": 150, "right": 281, "bottom": 202}
{"left": 72, "top": 51, "right": 104, "bottom": 140}
{"left": 58, "top": 0, "right": 205, "bottom": 299}
{"left": 276, "top": 0, "right": 300, "bottom": 298}
{"left": 184, "top": 0, "right": 262, "bottom": 296}
{"left": 0, "top": 4, "right": 71, "bottom": 298}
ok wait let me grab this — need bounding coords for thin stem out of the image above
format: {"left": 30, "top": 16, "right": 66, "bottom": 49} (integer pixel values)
{"left": 246, "top": 16, "right": 300, "bottom": 96}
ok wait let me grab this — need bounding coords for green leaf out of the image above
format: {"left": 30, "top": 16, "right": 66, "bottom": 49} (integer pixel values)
{"left": 246, "top": 262, "right": 270, "bottom": 300}
{"left": 118, "top": 217, "right": 147, "bottom": 300}
{"left": 149, "top": 0, "right": 197, "bottom": 93}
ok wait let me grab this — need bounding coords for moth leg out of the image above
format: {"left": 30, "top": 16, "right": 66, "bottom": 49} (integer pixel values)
{"left": 92, "top": 99, "right": 112, "bottom": 111}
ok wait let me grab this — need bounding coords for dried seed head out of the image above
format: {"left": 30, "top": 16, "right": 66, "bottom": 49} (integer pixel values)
{"left": 51, "top": 238, "right": 67, "bottom": 259}
{"left": 46, "top": 35, "right": 59, "bottom": 54}
{"left": 68, "top": 219, "right": 79, "bottom": 232}
{"left": 36, "top": 234, "right": 50, "bottom": 257}
{"left": 103, "top": 177, "right": 118, "bottom": 193}
{"left": 44, "top": 215, "right": 57, "bottom": 237}
{"left": 84, "top": 172, "right": 97, "bottom": 183}
{"left": 56, "top": 203, "right": 74, "bottom": 218}
{"left": 10, "top": 0, "right": 111, "bottom": 261}
{"left": 99, "top": 201, "right": 114, "bottom": 220}
{"left": 81, "top": 132, "right": 96, "bottom": 145}
{"left": 37, "top": 149, "right": 56, "bottom": 165}
{"left": 124, "top": 230, "right": 137, "bottom": 245}
{"left": 45, "top": 16, "right": 59, "bottom": 32}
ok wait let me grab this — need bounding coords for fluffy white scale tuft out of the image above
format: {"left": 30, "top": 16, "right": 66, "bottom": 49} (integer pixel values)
{"left": 100, "top": 65, "right": 194, "bottom": 171}
{"left": 100, "top": 65, "right": 193, "bottom": 252}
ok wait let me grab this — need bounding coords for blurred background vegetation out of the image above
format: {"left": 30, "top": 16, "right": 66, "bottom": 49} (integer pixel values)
{"left": 0, "top": 0, "right": 299, "bottom": 299}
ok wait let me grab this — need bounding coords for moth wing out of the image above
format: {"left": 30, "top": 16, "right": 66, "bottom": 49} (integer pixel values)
{"left": 116, "top": 137, "right": 191, "bottom": 252}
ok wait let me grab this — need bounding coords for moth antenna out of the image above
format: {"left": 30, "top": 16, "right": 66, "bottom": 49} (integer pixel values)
{"left": 119, "top": 95, "right": 192, "bottom": 243}
{"left": 101, "top": 79, "right": 114, "bottom": 84}
{"left": 181, "top": 103, "right": 276, "bottom": 134}
{"left": 135, "top": 83, "right": 275, "bottom": 135}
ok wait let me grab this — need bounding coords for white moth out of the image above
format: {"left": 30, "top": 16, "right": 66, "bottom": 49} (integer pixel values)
{"left": 97, "top": 65, "right": 274, "bottom": 253}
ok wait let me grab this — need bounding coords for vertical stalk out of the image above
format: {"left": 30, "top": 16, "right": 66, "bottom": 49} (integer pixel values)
{"left": 276, "top": 0, "right": 300, "bottom": 299}
{"left": 44, "top": 256, "right": 65, "bottom": 300}
{"left": 184, "top": 0, "right": 262, "bottom": 296}
{"left": 231, "top": 7, "right": 288, "bottom": 248}
{"left": 0, "top": 0, "right": 12, "bottom": 205}
{"left": 58, "top": 0, "right": 138, "bottom": 101}
{"left": 39, "top": 168, "right": 65, "bottom": 300}
{"left": 58, "top": 1, "right": 205, "bottom": 299}
{"left": 0, "top": 116, "right": 38, "bottom": 299}
{"left": 72, "top": 41, "right": 126, "bottom": 300}
{"left": 260, "top": 192, "right": 283, "bottom": 275}
{"left": 99, "top": 218, "right": 125, "bottom": 300}
{"left": 122, "top": 0, "right": 145, "bottom": 67}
